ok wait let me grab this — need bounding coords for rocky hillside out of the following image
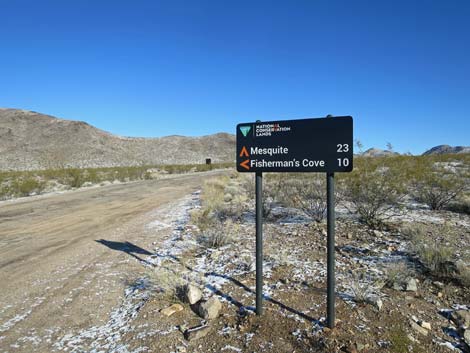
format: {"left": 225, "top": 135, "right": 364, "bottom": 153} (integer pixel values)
{"left": 0, "top": 108, "right": 235, "bottom": 171}
{"left": 423, "top": 145, "right": 470, "bottom": 155}
{"left": 361, "top": 148, "right": 400, "bottom": 157}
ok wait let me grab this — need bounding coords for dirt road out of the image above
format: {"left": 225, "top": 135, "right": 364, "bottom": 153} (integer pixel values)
{"left": 0, "top": 171, "right": 222, "bottom": 352}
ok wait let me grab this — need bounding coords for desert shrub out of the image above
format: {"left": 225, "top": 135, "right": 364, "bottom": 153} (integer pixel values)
{"left": 446, "top": 196, "right": 470, "bottom": 215}
{"left": 240, "top": 174, "right": 255, "bottom": 196}
{"left": 65, "top": 168, "right": 85, "bottom": 187}
{"left": 261, "top": 174, "right": 288, "bottom": 218}
{"left": 11, "top": 177, "right": 46, "bottom": 196}
{"left": 340, "top": 157, "right": 406, "bottom": 228}
{"left": 348, "top": 270, "right": 383, "bottom": 304}
{"left": 279, "top": 174, "right": 329, "bottom": 222}
{"left": 153, "top": 271, "right": 186, "bottom": 301}
{"left": 388, "top": 325, "right": 413, "bottom": 353}
{"left": 412, "top": 164, "right": 466, "bottom": 210}
{"left": 197, "top": 219, "right": 239, "bottom": 248}
{"left": 192, "top": 176, "right": 246, "bottom": 230}
{"left": 403, "top": 223, "right": 456, "bottom": 279}
{"left": 191, "top": 208, "right": 215, "bottom": 232}
{"left": 84, "top": 168, "right": 100, "bottom": 183}
{"left": 385, "top": 262, "right": 412, "bottom": 288}
{"left": 456, "top": 261, "right": 470, "bottom": 287}
{"left": 240, "top": 173, "right": 296, "bottom": 219}
{"left": 201, "top": 177, "right": 227, "bottom": 213}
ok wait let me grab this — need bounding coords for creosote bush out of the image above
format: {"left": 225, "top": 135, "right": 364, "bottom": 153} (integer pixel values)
{"left": 340, "top": 157, "right": 406, "bottom": 229}
{"left": 279, "top": 174, "right": 330, "bottom": 222}
{"left": 10, "top": 177, "right": 46, "bottom": 197}
{"left": 411, "top": 160, "right": 467, "bottom": 210}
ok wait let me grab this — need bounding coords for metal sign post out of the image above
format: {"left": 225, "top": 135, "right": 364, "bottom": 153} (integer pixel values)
{"left": 236, "top": 115, "right": 353, "bottom": 324}
{"left": 255, "top": 171, "right": 263, "bottom": 315}
{"left": 326, "top": 171, "right": 335, "bottom": 328}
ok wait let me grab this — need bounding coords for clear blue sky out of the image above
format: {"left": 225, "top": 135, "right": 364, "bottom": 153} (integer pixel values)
{"left": 1, "top": 0, "right": 469, "bottom": 154}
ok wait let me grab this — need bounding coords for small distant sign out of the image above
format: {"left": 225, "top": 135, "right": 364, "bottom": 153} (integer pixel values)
{"left": 236, "top": 116, "right": 353, "bottom": 173}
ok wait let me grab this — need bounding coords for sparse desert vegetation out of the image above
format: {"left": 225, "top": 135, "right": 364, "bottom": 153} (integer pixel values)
{"left": 0, "top": 163, "right": 233, "bottom": 200}
{"left": 138, "top": 152, "right": 469, "bottom": 352}
{"left": 1, "top": 153, "right": 469, "bottom": 352}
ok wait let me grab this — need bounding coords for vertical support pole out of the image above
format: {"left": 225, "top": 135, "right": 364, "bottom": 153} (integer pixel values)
{"left": 255, "top": 171, "right": 263, "bottom": 315}
{"left": 326, "top": 172, "right": 335, "bottom": 328}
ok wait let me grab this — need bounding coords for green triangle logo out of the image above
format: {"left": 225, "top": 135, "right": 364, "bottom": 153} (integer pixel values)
{"left": 239, "top": 125, "right": 251, "bottom": 137}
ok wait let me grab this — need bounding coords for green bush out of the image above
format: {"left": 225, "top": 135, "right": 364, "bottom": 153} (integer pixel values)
{"left": 11, "top": 177, "right": 46, "bottom": 197}
{"left": 66, "top": 168, "right": 84, "bottom": 188}
{"left": 412, "top": 164, "right": 466, "bottom": 210}
{"left": 340, "top": 157, "right": 406, "bottom": 229}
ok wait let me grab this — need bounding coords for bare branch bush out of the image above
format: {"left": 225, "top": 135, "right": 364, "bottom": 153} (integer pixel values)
{"left": 412, "top": 163, "right": 467, "bottom": 210}
{"left": 340, "top": 157, "right": 406, "bottom": 229}
{"left": 278, "top": 174, "right": 331, "bottom": 222}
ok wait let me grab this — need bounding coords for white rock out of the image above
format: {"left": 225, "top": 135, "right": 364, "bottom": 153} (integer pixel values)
{"left": 405, "top": 278, "right": 418, "bottom": 292}
{"left": 410, "top": 321, "right": 428, "bottom": 336}
{"left": 367, "top": 295, "right": 383, "bottom": 311}
{"left": 464, "top": 329, "right": 470, "bottom": 346}
{"left": 420, "top": 321, "right": 431, "bottom": 330}
{"left": 184, "top": 284, "right": 202, "bottom": 305}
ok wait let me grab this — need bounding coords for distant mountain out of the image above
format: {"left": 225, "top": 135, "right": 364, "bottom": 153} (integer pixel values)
{"left": 0, "top": 108, "right": 235, "bottom": 171}
{"left": 422, "top": 145, "right": 470, "bottom": 155}
{"left": 361, "top": 148, "right": 400, "bottom": 157}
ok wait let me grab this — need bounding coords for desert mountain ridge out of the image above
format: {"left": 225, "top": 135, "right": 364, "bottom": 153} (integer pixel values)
{"left": 422, "top": 144, "right": 470, "bottom": 155}
{"left": 0, "top": 108, "right": 468, "bottom": 171}
{"left": 0, "top": 108, "right": 235, "bottom": 171}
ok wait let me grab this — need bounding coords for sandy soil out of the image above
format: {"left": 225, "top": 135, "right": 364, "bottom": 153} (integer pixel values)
{"left": 0, "top": 171, "right": 223, "bottom": 353}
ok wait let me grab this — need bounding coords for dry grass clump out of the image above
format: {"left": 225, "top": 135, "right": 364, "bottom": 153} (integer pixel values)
{"left": 194, "top": 176, "right": 247, "bottom": 224}
{"left": 387, "top": 323, "right": 424, "bottom": 353}
{"left": 402, "top": 223, "right": 459, "bottom": 280}
{"left": 197, "top": 219, "right": 240, "bottom": 248}
{"left": 456, "top": 261, "right": 470, "bottom": 287}
{"left": 192, "top": 176, "right": 245, "bottom": 248}
{"left": 152, "top": 270, "right": 186, "bottom": 301}
{"left": 348, "top": 270, "right": 384, "bottom": 304}
{"left": 385, "top": 262, "right": 413, "bottom": 288}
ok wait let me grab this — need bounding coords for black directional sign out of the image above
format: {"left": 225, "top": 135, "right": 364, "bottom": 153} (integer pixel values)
{"left": 236, "top": 116, "right": 353, "bottom": 173}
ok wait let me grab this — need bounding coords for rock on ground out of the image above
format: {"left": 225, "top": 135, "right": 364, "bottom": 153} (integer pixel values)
{"left": 197, "top": 297, "right": 222, "bottom": 320}
{"left": 160, "top": 303, "right": 183, "bottom": 317}
{"left": 183, "top": 284, "right": 203, "bottom": 305}
{"left": 184, "top": 325, "right": 211, "bottom": 341}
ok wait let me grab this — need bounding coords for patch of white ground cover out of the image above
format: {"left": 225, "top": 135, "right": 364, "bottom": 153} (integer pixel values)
{"left": 52, "top": 193, "right": 202, "bottom": 353}
{"left": 53, "top": 277, "right": 153, "bottom": 353}
{"left": 0, "top": 296, "right": 46, "bottom": 334}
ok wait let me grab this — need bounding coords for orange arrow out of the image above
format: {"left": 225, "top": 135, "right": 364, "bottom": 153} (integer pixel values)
{"left": 239, "top": 146, "right": 249, "bottom": 158}
{"left": 240, "top": 159, "right": 250, "bottom": 170}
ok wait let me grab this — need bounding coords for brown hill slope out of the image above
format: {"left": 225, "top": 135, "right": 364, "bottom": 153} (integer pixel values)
{"left": 0, "top": 108, "right": 235, "bottom": 171}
